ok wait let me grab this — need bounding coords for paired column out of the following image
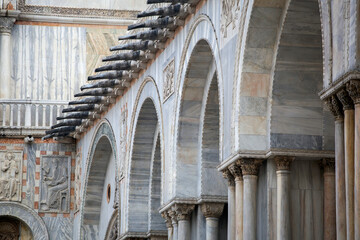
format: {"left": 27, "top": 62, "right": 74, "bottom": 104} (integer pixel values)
{"left": 322, "top": 158, "right": 336, "bottom": 240}
{"left": 161, "top": 211, "right": 173, "bottom": 240}
{"left": 337, "top": 89, "right": 355, "bottom": 240}
{"left": 228, "top": 162, "right": 243, "bottom": 240}
{"left": 274, "top": 156, "right": 293, "bottom": 240}
{"left": 168, "top": 208, "right": 178, "bottom": 240}
{"left": 0, "top": 17, "right": 16, "bottom": 99}
{"left": 201, "top": 203, "right": 224, "bottom": 240}
{"left": 172, "top": 204, "right": 195, "bottom": 240}
{"left": 326, "top": 95, "right": 346, "bottom": 240}
{"left": 240, "top": 159, "right": 261, "bottom": 240}
{"left": 222, "top": 169, "right": 236, "bottom": 240}
{"left": 347, "top": 80, "right": 360, "bottom": 240}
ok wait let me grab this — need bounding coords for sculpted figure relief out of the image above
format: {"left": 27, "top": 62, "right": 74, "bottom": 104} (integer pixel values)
{"left": 163, "top": 59, "right": 175, "bottom": 101}
{"left": 221, "top": 0, "right": 240, "bottom": 38}
{"left": 0, "top": 151, "right": 22, "bottom": 202}
{"left": 40, "top": 156, "right": 70, "bottom": 213}
{"left": 74, "top": 152, "right": 82, "bottom": 212}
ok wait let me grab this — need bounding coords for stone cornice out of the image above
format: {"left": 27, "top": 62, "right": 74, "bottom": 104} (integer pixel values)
{"left": 218, "top": 149, "right": 335, "bottom": 171}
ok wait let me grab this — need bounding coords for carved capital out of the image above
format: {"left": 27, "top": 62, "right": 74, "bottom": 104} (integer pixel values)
{"left": 324, "top": 95, "right": 343, "bottom": 120}
{"left": 0, "top": 17, "right": 16, "bottom": 34}
{"left": 228, "top": 163, "right": 242, "bottom": 181}
{"left": 346, "top": 80, "right": 360, "bottom": 105}
{"left": 337, "top": 89, "right": 354, "bottom": 110}
{"left": 200, "top": 203, "right": 224, "bottom": 218}
{"left": 222, "top": 169, "right": 235, "bottom": 186}
{"left": 167, "top": 209, "right": 177, "bottom": 224}
{"left": 274, "top": 156, "right": 294, "bottom": 171}
{"left": 239, "top": 159, "right": 261, "bottom": 176}
{"left": 321, "top": 158, "right": 335, "bottom": 173}
{"left": 161, "top": 211, "right": 173, "bottom": 229}
{"left": 172, "top": 204, "right": 195, "bottom": 221}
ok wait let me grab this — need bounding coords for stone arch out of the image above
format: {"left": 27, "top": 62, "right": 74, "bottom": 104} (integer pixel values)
{"left": 232, "top": 0, "right": 332, "bottom": 151}
{"left": 104, "top": 210, "right": 118, "bottom": 240}
{"left": 0, "top": 202, "right": 49, "bottom": 240}
{"left": 80, "top": 120, "right": 118, "bottom": 239}
{"left": 125, "top": 78, "right": 166, "bottom": 237}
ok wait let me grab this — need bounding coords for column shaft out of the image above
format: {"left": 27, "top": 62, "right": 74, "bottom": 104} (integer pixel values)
{"left": 206, "top": 218, "right": 219, "bottom": 240}
{"left": 335, "top": 119, "right": 347, "bottom": 240}
{"left": 354, "top": 104, "right": 360, "bottom": 240}
{"left": 344, "top": 109, "right": 355, "bottom": 240}
{"left": 235, "top": 179, "right": 243, "bottom": 240}
{"left": 243, "top": 175, "right": 257, "bottom": 240}
{"left": 0, "top": 31, "right": 12, "bottom": 99}
{"left": 173, "top": 223, "right": 178, "bottom": 240}
{"left": 276, "top": 170, "right": 290, "bottom": 240}
{"left": 178, "top": 220, "right": 190, "bottom": 240}
{"left": 323, "top": 159, "right": 336, "bottom": 240}
{"left": 228, "top": 185, "right": 236, "bottom": 240}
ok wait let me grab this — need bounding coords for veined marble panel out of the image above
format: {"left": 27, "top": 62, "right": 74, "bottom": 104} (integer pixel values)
{"left": 25, "top": 0, "right": 147, "bottom": 11}
{"left": 12, "top": 25, "right": 86, "bottom": 100}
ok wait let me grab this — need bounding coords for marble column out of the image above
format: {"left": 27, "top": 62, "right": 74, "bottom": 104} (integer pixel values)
{"left": 201, "top": 203, "right": 224, "bottom": 240}
{"left": 173, "top": 204, "right": 195, "bottom": 240}
{"left": 0, "top": 17, "right": 16, "bottom": 99}
{"left": 337, "top": 89, "right": 355, "bottom": 240}
{"left": 274, "top": 156, "right": 293, "bottom": 240}
{"left": 161, "top": 211, "right": 173, "bottom": 240}
{"left": 222, "top": 169, "right": 236, "bottom": 240}
{"left": 322, "top": 158, "right": 336, "bottom": 240}
{"left": 228, "top": 162, "right": 243, "bottom": 240}
{"left": 346, "top": 80, "right": 360, "bottom": 240}
{"left": 326, "top": 95, "right": 346, "bottom": 240}
{"left": 168, "top": 209, "right": 178, "bottom": 240}
{"left": 239, "top": 159, "right": 261, "bottom": 240}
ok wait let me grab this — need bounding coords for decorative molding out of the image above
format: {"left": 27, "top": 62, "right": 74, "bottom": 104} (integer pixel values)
{"left": 172, "top": 203, "right": 195, "bottom": 221}
{"left": 274, "top": 156, "right": 294, "bottom": 171}
{"left": 200, "top": 202, "right": 224, "bottom": 218}
{"left": 346, "top": 80, "right": 360, "bottom": 105}
{"left": 39, "top": 155, "right": 71, "bottom": 213}
{"left": 163, "top": 59, "right": 175, "bottom": 102}
{"left": 167, "top": 209, "right": 178, "bottom": 225}
{"left": 0, "top": 16, "right": 16, "bottom": 33}
{"left": 220, "top": 0, "right": 240, "bottom": 38}
{"left": 222, "top": 169, "right": 235, "bottom": 187}
{"left": 0, "top": 150, "right": 23, "bottom": 202}
{"left": 337, "top": 88, "right": 354, "bottom": 110}
{"left": 17, "top": 0, "right": 138, "bottom": 19}
{"left": 161, "top": 211, "right": 172, "bottom": 229}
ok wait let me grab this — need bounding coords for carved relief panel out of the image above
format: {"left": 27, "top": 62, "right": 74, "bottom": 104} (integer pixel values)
{"left": 221, "top": 0, "right": 240, "bottom": 38}
{"left": 0, "top": 151, "right": 23, "bottom": 202}
{"left": 40, "top": 155, "right": 71, "bottom": 213}
{"left": 119, "top": 107, "right": 127, "bottom": 179}
{"left": 163, "top": 59, "right": 175, "bottom": 102}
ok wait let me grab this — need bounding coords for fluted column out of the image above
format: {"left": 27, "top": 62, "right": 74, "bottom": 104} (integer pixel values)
{"left": 0, "top": 17, "right": 16, "bottom": 99}
{"left": 222, "top": 169, "right": 236, "bottom": 240}
{"left": 322, "top": 158, "right": 336, "bottom": 240}
{"left": 337, "top": 89, "right": 355, "bottom": 240}
{"left": 168, "top": 209, "right": 178, "bottom": 240}
{"left": 201, "top": 203, "right": 224, "bottom": 240}
{"left": 240, "top": 159, "right": 261, "bottom": 240}
{"left": 172, "top": 204, "right": 195, "bottom": 240}
{"left": 274, "top": 156, "right": 293, "bottom": 240}
{"left": 228, "top": 162, "right": 243, "bottom": 240}
{"left": 326, "top": 95, "right": 346, "bottom": 240}
{"left": 162, "top": 211, "right": 173, "bottom": 240}
{"left": 346, "top": 80, "right": 360, "bottom": 240}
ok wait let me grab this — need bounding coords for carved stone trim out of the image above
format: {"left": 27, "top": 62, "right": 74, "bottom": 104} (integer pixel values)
{"left": 337, "top": 89, "right": 354, "bottom": 110}
{"left": 17, "top": 0, "right": 138, "bottom": 19}
{"left": 0, "top": 17, "right": 16, "bottom": 34}
{"left": 346, "top": 80, "right": 360, "bottom": 105}
{"left": 200, "top": 203, "right": 224, "bottom": 218}
{"left": 321, "top": 158, "right": 335, "bottom": 173}
{"left": 324, "top": 95, "right": 344, "bottom": 120}
{"left": 228, "top": 162, "right": 242, "bottom": 181}
{"left": 274, "top": 156, "right": 294, "bottom": 171}
{"left": 167, "top": 209, "right": 178, "bottom": 225}
{"left": 163, "top": 59, "right": 175, "bottom": 102}
{"left": 222, "top": 169, "right": 235, "bottom": 186}
{"left": 172, "top": 203, "right": 195, "bottom": 221}
{"left": 161, "top": 211, "right": 172, "bottom": 229}
{"left": 239, "top": 159, "right": 262, "bottom": 176}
